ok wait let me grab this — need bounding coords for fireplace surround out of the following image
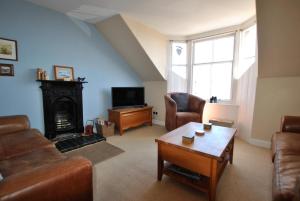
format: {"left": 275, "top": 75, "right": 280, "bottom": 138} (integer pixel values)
{"left": 38, "top": 80, "right": 86, "bottom": 140}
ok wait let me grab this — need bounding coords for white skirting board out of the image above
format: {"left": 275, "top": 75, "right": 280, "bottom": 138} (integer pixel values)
{"left": 247, "top": 138, "right": 271, "bottom": 149}
{"left": 152, "top": 119, "right": 165, "bottom": 126}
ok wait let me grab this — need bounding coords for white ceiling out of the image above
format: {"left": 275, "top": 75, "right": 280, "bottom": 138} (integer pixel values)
{"left": 27, "top": 0, "right": 256, "bottom": 36}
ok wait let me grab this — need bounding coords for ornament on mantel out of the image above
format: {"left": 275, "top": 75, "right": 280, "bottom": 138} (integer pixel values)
{"left": 77, "top": 77, "right": 86, "bottom": 82}
{"left": 36, "top": 68, "right": 48, "bottom": 80}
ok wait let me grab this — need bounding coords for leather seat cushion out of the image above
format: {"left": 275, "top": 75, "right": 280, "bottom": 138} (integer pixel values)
{"left": 0, "top": 147, "right": 65, "bottom": 177}
{"left": 282, "top": 116, "right": 300, "bottom": 133}
{"left": 0, "top": 129, "right": 52, "bottom": 160}
{"left": 273, "top": 152, "right": 300, "bottom": 201}
{"left": 176, "top": 112, "right": 201, "bottom": 127}
{"left": 0, "top": 115, "right": 30, "bottom": 135}
{"left": 274, "top": 133, "right": 300, "bottom": 154}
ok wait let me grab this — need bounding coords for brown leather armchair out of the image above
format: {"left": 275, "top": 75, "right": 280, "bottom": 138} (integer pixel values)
{"left": 164, "top": 92, "right": 205, "bottom": 131}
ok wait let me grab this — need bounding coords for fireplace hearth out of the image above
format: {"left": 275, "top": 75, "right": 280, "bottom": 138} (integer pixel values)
{"left": 38, "top": 80, "right": 86, "bottom": 140}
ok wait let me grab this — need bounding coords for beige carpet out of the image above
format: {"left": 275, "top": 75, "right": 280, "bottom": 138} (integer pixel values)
{"left": 93, "top": 125, "right": 272, "bottom": 201}
{"left": 64, "top": 141, "right": 124, "bottom": 165}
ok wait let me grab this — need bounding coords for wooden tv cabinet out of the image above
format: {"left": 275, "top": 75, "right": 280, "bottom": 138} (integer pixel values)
{"left": 108, "top": 106, "right": 153, "bottom": 135}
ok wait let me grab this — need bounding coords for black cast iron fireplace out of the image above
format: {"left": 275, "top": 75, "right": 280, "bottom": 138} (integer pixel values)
{"left": 39, "top": 80, "right": 85, "bottom": 140}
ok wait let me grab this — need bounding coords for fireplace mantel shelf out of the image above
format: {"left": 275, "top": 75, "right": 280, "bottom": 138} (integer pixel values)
{"left": 36, "top": 80, "right": 88, "bottom": 84}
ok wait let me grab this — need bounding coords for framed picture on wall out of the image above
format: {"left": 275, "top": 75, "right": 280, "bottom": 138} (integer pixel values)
{"left": 0, "top": 63, "right": 14, "bottom": 76}
{"left": 54, "top": 65, "right": 74, "bottom": 81}
{"left": 0, "top": 38, "right": 18, "bottom": 61}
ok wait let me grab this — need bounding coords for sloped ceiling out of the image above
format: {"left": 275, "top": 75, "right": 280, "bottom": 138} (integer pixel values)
{"left": 96, "top": 15, "right": 167, "bottom": 81}
{"left": 122, "top": 16, "right": 168, "bottom": 79}
{"left": 27, "top": 0, "right": 255, "bottom": 36}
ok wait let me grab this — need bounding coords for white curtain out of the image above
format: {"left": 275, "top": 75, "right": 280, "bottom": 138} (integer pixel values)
{"left": 236, "top": 25, "right": 258, "bottom": 140}
{"left": 236, "top": 62, "right": 258, "bottom": 140}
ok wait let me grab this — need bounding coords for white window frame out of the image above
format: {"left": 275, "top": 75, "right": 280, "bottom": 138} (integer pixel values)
{"left": 169, "top": 41, "right": 188, "bottom": 93}
{"left": 190, "top": 33, "right": 236, "bottom": 102}
{"left": 168, "top": 22, "right": 257, "bottom": 104}
{"left": 235, "top": 24, "right": 257, "bottom": 79}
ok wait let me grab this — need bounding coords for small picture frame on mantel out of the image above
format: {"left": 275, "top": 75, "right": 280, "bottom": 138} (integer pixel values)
{"left": 54, "top": 65, "right": 74, "bottom": 81}
{"left": 0, "top": 63, "right": 14, "bottom": 76}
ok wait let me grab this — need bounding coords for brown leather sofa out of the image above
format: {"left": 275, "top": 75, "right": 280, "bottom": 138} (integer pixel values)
{"left": 272, "top": 115, "right": 300, "bottom": 201}
{"left": 164, "top": 92, "right": 205, "bottom": 131}
{"left": 0, "top": 115, "right": 93, "bottom": 201}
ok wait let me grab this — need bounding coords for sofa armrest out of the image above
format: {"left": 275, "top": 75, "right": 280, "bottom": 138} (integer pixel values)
{"left": 271, "top": 133, "right": 277, "bottom": 163}
{"left": 280, "top": 116, "right": 300, "bottom": 133}
{"left": 188, "top": 94, "right": 206, "bottom": 118}
{"left": 0, "top": 156, "right": 93, "bottom": 201}
{"left": 164, "top": 95, "right": 177, "bottom": 131}
{"left": 0, "top": 115, "right": 30, "bottom": 135}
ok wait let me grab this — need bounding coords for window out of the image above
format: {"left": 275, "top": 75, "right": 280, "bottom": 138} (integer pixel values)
{"left": 192, "top": 35, "right": 235, "bottom": 100}
{"left": 168, "top": 24, "right": 257, "bottom": 102}
{"left": 235, "top": 25, "right": 257, "bottom": 79}
{"left": 169, "top": 42, "right": 187, "bottom": 92}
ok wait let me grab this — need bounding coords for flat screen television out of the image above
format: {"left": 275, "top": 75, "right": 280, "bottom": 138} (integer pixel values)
{"left": 112, "top": 87, "right": 145, "bottom": 108}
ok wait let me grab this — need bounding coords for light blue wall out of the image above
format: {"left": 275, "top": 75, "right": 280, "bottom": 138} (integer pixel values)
{"left": 0, "top": 0, "right": 142, "bottom": 132}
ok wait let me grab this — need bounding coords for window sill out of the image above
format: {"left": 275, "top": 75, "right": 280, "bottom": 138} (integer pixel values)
{"left": 206, "top": 102, "right": 239, "bottom": 107}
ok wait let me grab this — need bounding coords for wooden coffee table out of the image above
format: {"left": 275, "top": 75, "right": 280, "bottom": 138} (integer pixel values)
{"left": 155, "top": 122, "right": 236, "bottom": 201}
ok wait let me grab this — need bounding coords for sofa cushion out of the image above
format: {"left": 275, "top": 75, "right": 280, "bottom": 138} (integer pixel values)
{"left": 274, "top": 133, "right": 300, "bottom": 155}
{"left": 0, "top": 147, "right": 65, "bottom": 178}
{"left": 176, "top": 112, "right": 201, "bottom": 128}
{"left": 273, "top": 152, "right": 300, "bottom": 201}
{"left": 0, "top": 115, "right": 30, "bottom": 135}
{"left": 0, "top": 156, "right": 93, "bottom": 201}
{"left": 281, "top": 116, "right": 300, "bottom": 133}
{"left": 171, "top": 93, "right": 189, "bottom": 112}
{"left": 0, "top": 129, "right": 52, "bottom": 160}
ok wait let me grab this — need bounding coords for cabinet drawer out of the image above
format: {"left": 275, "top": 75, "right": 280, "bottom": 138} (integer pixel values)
{"left": 122, "top": 111, "right": 150, "bottom": 129}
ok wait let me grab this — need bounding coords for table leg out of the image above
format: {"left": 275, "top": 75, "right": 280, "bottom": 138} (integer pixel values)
{"left": 157, "top": 153, "right": 164, "bottom": 181}
{"left": 209, "top": 159, "right": 218, "bottom": 201}
{"left": 229, "top": 138, "right": 234, "bottom": 164}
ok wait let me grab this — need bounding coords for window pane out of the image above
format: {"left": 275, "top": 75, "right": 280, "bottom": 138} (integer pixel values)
{"left": 213, "top": 36, "right": 234, "bottom": 62}
{"left": 235, "top": 24, "right": 257, "bottom": 79}
{"left": 194, "top": 40, "right": 213, "bottom": 64}
{"left": 192, "top": 64, "right": 211, "bottom": 100}
{"left": 211, "top": 62, "right": 232, "bottom": 100}
{"left": 242, "top": 25, "right": 256, "bottom": 58}
{"left": 172, "top": 42, "right": 187, "bottom": 65}
{"left": 170, "top": 65, "right": 187, "bottom": 92}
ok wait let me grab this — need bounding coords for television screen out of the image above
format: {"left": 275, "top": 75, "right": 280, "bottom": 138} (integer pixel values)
{"left": 112, "top": 87, "right": 145, "bottom": 108}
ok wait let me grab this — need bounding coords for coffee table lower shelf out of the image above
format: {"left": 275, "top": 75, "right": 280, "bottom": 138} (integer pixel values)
{"left": 163, "top": 163, "right": 210, "bottom": 193}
